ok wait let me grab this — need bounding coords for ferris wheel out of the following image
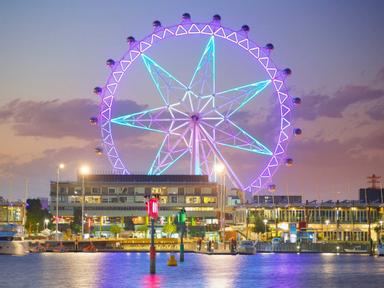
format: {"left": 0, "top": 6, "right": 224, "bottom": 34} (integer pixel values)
{"left": 91, "top": 14, "right": 302, "bottom": 193}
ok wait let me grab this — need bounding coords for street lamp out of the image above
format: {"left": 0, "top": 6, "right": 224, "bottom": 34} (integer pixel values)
{"left": 56, "top": 163, "right": 64, "bottom": 240}
{"left": 80, "top": 165, "right": 90, "bottom": 238}
{"left": 215, "top": 163, "right": 226, "bottom": 248}
{"left": 263, "top": 219, "right": 268, "bottom": 234}
{"left": 325, "top": 219, "right": 330, "bottom": 241}
{"left": 44, "top": 218, "right": 49, "bottom": 230}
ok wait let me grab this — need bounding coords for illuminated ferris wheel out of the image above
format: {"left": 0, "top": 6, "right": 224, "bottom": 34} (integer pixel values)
{"left": 91, "top": 14, "right": 302, "bottom": 193}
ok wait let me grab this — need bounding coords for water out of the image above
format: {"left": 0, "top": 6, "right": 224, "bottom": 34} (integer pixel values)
{"left": 0, "top": 253, "right": 383, "bottom": 288}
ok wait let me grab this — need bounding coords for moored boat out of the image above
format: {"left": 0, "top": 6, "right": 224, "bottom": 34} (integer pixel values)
{"left": 237, "top": 240, "right": 256, "bottom": 255}
{"left": 0, "top": 224, "right": 29, "bottom": 255}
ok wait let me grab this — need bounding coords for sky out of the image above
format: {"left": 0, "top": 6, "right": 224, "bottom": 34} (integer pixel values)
{"left": 0, "top": 0, "right": 383, "bottom": 201}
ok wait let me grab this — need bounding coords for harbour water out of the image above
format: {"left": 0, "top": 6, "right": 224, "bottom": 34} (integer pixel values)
{"left": 0, "top": 253, "right": 383, "bottom": 288}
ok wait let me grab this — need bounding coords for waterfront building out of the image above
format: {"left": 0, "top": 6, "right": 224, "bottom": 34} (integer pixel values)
{"left": 232, "top": 200, "right": 384, "bottom": 242}
{"left": 0, "top": 198, "right": 25, "bottom": 224}
{"left": 49, "top": 174, "right": 219, "bottom": 234}
{"left": 253, "top": 194, "right": 302, "bottom": 205}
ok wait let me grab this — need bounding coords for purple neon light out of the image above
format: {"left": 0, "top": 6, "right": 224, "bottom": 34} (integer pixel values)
{"left": 98, "top": 20, "right": 294, "bottom": 193}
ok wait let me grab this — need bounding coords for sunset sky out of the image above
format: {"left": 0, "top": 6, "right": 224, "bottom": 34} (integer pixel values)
{"left": 0, "top": 0, "right": 383, "bottom": 201}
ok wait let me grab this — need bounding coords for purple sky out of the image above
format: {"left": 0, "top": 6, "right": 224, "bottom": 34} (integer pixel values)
{"left": 0, "top": 0, "right": 383, "bottom": 201}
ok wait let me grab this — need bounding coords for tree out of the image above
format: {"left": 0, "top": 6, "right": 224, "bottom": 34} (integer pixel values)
{"left": 70, "top": 208, "right": 82, "bottom": 234}
{"left": 124, "top": 217, "right": 135, "bottom": 231}
{"left": 25, "top": 199, "right": 51, "bottom": 235}
{"left": 162, "top": 223, "right": 177, "bottom": 237}
{"left": 110, "top": 225, "right": 123, "bottom": 238}
{"left": 136, "top": 225, "right": 149, "bottom": 238}
{"left": 252, "top": 214, "right": 270, "bottom": 234}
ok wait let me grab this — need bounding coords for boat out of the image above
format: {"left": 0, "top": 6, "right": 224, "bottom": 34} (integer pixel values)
{"left": 0, "top": 224, "right": 29, "bottom": 255}
{"left": 377, "top": 243, "right": 384, "bottom": 256}
{"left": 82, "top": 242, "right": 97, "bottom": 252}
{"left": 237, "top": 240, "right": 256, "bottom": 255}
{"left": 344, "top": 246, "right": 368, "bottom": 253}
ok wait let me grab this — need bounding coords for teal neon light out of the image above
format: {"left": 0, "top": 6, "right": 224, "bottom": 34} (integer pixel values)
{"left": 141, "top": 54, "right": 187, "bottom": 105}
{"left": 216, "top": 80, "right": 271, "bottom": 117}
{"left": 226, "top": 120, "right": 272, "bottom": 155}
{"left": 189, "top": 36, "right": 215, "bottom": 94}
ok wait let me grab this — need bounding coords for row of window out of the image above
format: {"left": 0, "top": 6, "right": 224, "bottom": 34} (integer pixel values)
{"left": 55, "top": 186, "right": 217, "bottom": 196}
{"left": 255, "top": 209, "right": 381, "bottom": 223}
{"left": 52, "top": 195, "right": 217, "bottom": 205}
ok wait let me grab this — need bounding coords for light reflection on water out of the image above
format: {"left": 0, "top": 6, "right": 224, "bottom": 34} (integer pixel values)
{"left": 0, "top": 253, "right": 383, "bottom": 288}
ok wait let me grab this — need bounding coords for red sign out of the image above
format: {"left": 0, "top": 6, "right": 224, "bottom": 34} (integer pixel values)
{"left": 146, "top": 198, "right": 159, "bottom": 219}
{"left": 298, "top": 221, "right": 307, "bottom": 230}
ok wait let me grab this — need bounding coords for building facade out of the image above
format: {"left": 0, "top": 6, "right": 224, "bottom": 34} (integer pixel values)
{"left": 0, "top": 198, "right": 25, "bottom": 224}
{"left": 49, "top": 174, "right": 219, "bottom": 232}
{"left": 233, "top": 200, "right": 384, "bottom": 242}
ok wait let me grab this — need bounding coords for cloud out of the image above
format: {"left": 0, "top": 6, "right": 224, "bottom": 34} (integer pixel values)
{"left": 376, "top": 67, "right": 384, "bottom": 83}
{"left": 298, "top": 85, "right": 384, "bottom": 120}
{"left": 366, "top": 101, "right": 384, "bottom": 121}
{"left": 0, "top": 98, "right": 147, "bottom": 140}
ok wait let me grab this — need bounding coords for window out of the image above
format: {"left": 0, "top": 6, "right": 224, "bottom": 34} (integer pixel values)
{"left": 201, "top": 187, "right": 212, "bottom": 195}
{"left": 203, "top": 197, "right": 216, "bottom": 204}
{"left": 85, "top": 196, "right": 101, "bottom": 203}
{"left": 70, "top": 196, "right": 81, "bottom": 203}
{"left": 168, "top": 187, "right": 178, "bottom": 195}
{"left": 178, "top": 187, "right": 185, "bottom": 195}
{"left": 92, "top": 187, "right": 100, "bottom": 195}
{"left": 102, "top": 197, "right": 109, "bottom": 203}
{"left": 59, "top": 187, "right": 67, "bottom": 194}
{"left": 108, "top": 187, "right": 116, "bottom": 195}
{"left": 186, "top": 196, "right": 201, "bottom": 204}
{"left": 134, "top": 195, "right": 145, "bottom": 203}
{"left": 128, "top": 187, "right": 134, "bottom": 195}
{"left": 135, "top": 187, "right": 145, "bottom": 195}
{"left": 160, "top": 196, "right": 167, "bottom": 204}
{"left": 119, "top": 197, "right": 127, "bottom": 203}
{"left": 151, "top": 187, "right": 167, "bottom": 195}
{"left": 170, "top": 196, "right": 178, "bottom": 203}
{"left": 185, "top": 187, "right": 194, "bottom": 195}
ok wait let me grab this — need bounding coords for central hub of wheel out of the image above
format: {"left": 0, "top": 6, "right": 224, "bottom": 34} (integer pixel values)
{"left": 191, "top": 114, "right": 200, "bottom": 123}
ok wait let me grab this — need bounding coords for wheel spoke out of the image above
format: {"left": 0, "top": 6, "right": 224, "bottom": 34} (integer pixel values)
{"left": 201, "top": 118, "right": 272, "bottom": 156}
{"left": 203, "top": 80, "right": 271, "bottom": 117}
{"left": 199, "top": 125, "right": 244, "bottom": 190}
{"left": 189, "top": 36, "right": 216, "bottom": 112}
{"left": 111, "top": 105, "right": 190, "bottom": 135}
{"left": 141, "top": 54, "right": 188, "bottom": 106}
{"left": 148, "top": 128, "right": 191, "bottom": 175}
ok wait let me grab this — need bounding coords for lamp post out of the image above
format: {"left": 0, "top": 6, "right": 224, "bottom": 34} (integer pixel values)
{"left": 380, "top": 220, "right": 383, "bottom": 242}
{"left": 178, "top": 208, "right": 186, "bottom": 262}
{"left": 325, "top": 219, "right": 330, "bottom": 241}
{"left": 44, "top": 219, "right": 49, "bottom": 230}
{"left": 80, "top": 165, "right": 90, "bottom": 238}
{"left": 215, "top": 163, "right": 226, "bottom": 249}
{"left": 56, "top": 163, "right": 64, "bottom": 240}
{"left": 263, "top": 219, "right": 268, "bottom": 236}
{"left": 146, "top": 195, "right": 159, "bottom": 274}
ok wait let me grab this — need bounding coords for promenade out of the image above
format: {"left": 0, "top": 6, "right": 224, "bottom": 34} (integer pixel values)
{"left": 28, "top": 239, "right": 374, "bottom": 255}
